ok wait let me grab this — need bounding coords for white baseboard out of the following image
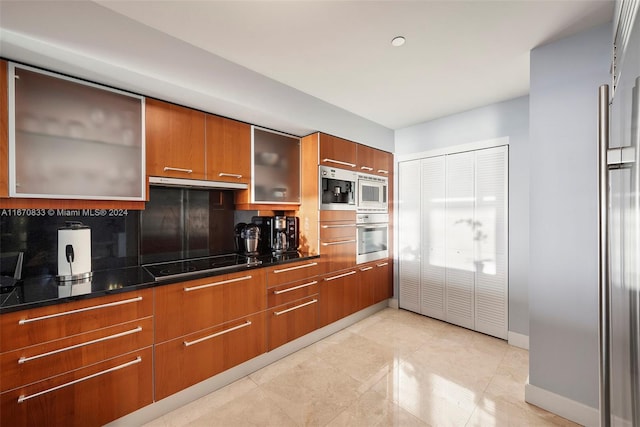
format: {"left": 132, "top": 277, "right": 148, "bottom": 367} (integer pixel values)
{"left": 388, "top": 298, "right": 399, "bottom": 309}
{"left": 507, "top": 331, "right": 529, "bottom": 349}
{"left": 524, "top": 382, "right": 599, "bottom": 427}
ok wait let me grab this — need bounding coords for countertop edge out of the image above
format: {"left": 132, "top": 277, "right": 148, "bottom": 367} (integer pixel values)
{"left": 0, "top": 253, "right": 321, "bottom": 314}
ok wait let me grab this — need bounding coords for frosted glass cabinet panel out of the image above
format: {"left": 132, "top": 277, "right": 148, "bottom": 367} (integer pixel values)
{"left": 9, "top": 63, "right": 145, "bottom": 200}
{"left": 252, "top": 127, "right": 300, "bottom": 204}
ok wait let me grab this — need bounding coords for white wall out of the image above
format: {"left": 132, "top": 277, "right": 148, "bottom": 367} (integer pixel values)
{"left": 0, "top": 1, "right": 394, "bottom": 150}
{"left": 394, "top": 96, "right": 530, "bottom": 337}
{"left": 528, "top": 22, "right": 611, "bottom": 412}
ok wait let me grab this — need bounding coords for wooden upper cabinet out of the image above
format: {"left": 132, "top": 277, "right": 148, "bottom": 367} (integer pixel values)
{"left": 357, "top": 144, "right": 391, "bottom": 176}
{"left": 145, "top": 98, "right": 206, "bottom": 180}
{"left": 319, "top": 133, "right": 357, "bottom": 169}
{"left": 205, "top": 115, "right": 251, "bottom": 184}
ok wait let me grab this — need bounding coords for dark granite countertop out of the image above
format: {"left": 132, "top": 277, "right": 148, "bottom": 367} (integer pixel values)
{"left": 0, "top": 252, "right": 320, "bottom": 314}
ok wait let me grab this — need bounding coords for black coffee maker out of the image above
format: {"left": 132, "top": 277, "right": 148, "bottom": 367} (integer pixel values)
{"left": 251, "top": 216, "right": 299, "bottom": 255}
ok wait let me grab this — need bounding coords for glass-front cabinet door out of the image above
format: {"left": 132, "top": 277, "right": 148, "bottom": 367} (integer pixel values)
{"left": 252, "top": 126, "right": 300, "bottom": 204}
{"left": 8, "top": 63, "right": 145, "bottom": 200}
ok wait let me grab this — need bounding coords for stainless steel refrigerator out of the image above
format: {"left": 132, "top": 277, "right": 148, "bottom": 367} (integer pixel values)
{"left": 599, "top": 1, "right": 640, "bottom": 426}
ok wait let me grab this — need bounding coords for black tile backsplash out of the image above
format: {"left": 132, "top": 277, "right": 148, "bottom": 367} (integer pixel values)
{"left": 0, "top": 188, "right": 241, "bottom": 279}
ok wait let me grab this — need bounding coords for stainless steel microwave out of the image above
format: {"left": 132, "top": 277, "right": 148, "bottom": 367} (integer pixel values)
{"left": 357, "top": 173, "right": 388, "bottom": 213}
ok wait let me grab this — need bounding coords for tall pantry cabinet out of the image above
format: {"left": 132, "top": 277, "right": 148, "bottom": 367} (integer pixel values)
{"left": 398, "top": 145, "right": 508, "bottom": 339}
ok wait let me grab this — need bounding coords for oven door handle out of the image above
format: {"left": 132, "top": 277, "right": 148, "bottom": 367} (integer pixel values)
{"left": 356, "top": 223, "right": 389, "bottom": 228}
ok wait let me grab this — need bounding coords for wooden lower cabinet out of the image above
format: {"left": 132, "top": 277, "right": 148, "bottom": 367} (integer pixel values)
{"left": 358, "top": 259, "right": 392, "bottom": 310}
{"left": 154, "top": 270, "right": 266, "bottom": 343}
{"left": 1, "top": 317, "right": 153, "bottom": 393}
{"left": 154, "top": 312, "right": 266, "bottom": 400}
{"left": 373, "top": 259, "right": 392, "bottom": 303}
{"left": 1, "top": 347, "right": 153, "bottom": 427}
{"left": 268, "top": 295, "right": 319, "bottom": 350}
{"left": 319, "top": 269, "right": 359, "bottom": 327}
{"left": 0, "top": 289, "right": 152, "bottom": 353}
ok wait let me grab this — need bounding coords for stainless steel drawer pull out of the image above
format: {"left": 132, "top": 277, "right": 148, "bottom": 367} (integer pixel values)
{"left": 273, "top": 281, "right": 318, "bottom": 295}
{"left": 17, "top": 356, "right": 142, "bottom": 403}
{"left": 360, "top": 266, "right": 373, "bottom": 271}
{"left": 18, "top": 297, "right": 143, "bottom": 325}
{"left": 360, "top": 166, "right": 374, "bottom": 171}
{"left": 272, "top": 262, "right": 318, "bottom": 274}
{"left": 322, "top": 158, "right": 356, "bottom": 168}
{"left": 377, "top": 169, "right": 389, "bottom": 174}
{"left": 322, "top": 239, "right": 356, "bottom": 246}
{"left": 164, "top": 166, "right": 193, "bottom": 173}
{"left": 321, "top": 224, "right": 356, "bottom": 228}
{"left": 18, "top": 326, "right": 143, "bottom": 364}
{"left": 218, "top": 172, "right": 243, "bottom": 179}
{"left": 184, "top": 275, "right": 252, "bottom": 292}
{"left": 376, "top": 262, "right": 389, "bottom": 267}
{"left": 274, "top": 299, "right": 318, "bottom": 316}
{"left": 325, "top": 271, "right": 357, "bottom": 281}
{"left": 183, "top": 321, "right": 252, "bottom": 347}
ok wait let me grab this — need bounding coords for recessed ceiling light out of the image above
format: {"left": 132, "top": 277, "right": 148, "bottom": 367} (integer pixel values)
{"left": 391, "top": 36, "right": 406, "bottom": 47}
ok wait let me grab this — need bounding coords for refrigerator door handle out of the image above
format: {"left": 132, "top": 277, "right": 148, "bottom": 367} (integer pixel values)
{"left": 598, "top": 83, "right": 611, "bottom": 427}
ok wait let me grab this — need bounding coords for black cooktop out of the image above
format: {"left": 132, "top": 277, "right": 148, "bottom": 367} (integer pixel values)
{"left": 143, "top": 254, "right": 262, "bottom": 281}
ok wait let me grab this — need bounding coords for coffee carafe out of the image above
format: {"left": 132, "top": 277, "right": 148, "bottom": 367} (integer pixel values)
{"left": 235, "top": 223, "right": 261, "bottom": 256}
{"left": 273, "top": 216, "right": 288, "bottom": 253}
{"left": 243, "top": 224, "right": 260, "bottom": 255}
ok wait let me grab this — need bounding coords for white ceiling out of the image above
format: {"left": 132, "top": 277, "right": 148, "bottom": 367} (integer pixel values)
{"left": 92, "top": 0, "right": 614, "bottom": 130}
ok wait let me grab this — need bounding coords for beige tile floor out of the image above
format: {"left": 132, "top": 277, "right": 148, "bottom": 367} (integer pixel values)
{"left": 144, "top": 308, "right": 579, "bottom": 427}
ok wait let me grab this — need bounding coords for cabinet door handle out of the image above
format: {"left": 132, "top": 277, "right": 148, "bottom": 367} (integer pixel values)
{"left": 273, "top": 280, "right": 318, "bottom": 295}
{"left": 218, "top": 172, "right": 243, "bottom": 179}
{"left": 321, "top": 224, "right": 356, "bottom": 228}
{"left": 322, "top": 239, "right": 356, "bottom": 246}
{"left": 274, "top": 299, "right": 318, "bottom": 316}
{"left": 163, "top": 167, "right": 193, "bottom": 174}
{"left": 18, "top": 326, "right": 143, "bottom": 364}
{"left": 184, "top": 275, "right": 252, "bottom": 292}
{"left": 272, "top": 262, "right": 318, "bottom": 274}
{"left": 18, "top": 296, "right": 143, "bottom": 325}
{"left": 377, "top": 169, "right": 389, "bottom": 174}
{"left": 324, "top": 270, "right": 357, "bottom": 281}
{"left": 17, "top": 356, "right": 142, "bottom": 403}
{"left": 183, "top": 321, "right": 252, "bottom": 347}
{"left": 360, "top": 266, "right": 373, "bottom": 271}
{"left": 322, "top": 158, "right": 356, "bottom": 168}
{"left": 360, "top": 166, "right": 374, "bottom": 171}
{"left": 376, "top": 262, "right": 389, "bottom": 267}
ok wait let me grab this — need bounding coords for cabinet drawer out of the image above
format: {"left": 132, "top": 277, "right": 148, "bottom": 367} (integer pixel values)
{"left": 265, "top": 260, "right": 321, "bottom": 287}
{"left": 1, "top": 317, "right": 153, "bottom": 393}
{"left": 319, "top": 269, "right": 359, "bottom": 327}
{"left": 320, "top": 238, "right": 357, "bottom": 272}
{"left": 1, "top": 347, "right": 153, "bottom": 427}
{"left": 155, "top": 311, "right": 266, "bottom": 400}
{"left": 268, "top": 295, "right": 319, "bottom": 351}
{"left": 268, "top": 277, "right": 319, "bottom": 307}
{"left": 155, "top": 269, "right": 266, "bottom": 343}
{"left": 0, "top": 289, "right": 153, "bottom": 353}
{"left": 320, "top": 222, "right": 356, "bottom": 240}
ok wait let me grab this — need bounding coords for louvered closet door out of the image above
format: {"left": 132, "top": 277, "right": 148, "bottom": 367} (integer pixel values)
{"left": 474, "top": 146, "right": 508, "bottom": 339}
{"left": 420, "top": 156, "right": 446, "bottom": 320}
{"left": 445, "top": 151, "right": 475, "bottom": 329}
{"left": 398, "top": 159, "right": 421, "bottom": 312}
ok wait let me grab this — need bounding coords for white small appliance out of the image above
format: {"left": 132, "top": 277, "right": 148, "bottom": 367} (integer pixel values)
{"left": 57, "top": 221, "right": 92, "bottom": 282}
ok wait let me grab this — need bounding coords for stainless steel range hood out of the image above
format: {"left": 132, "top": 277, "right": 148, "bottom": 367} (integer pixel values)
{"left": 149, "top": 176, "right": 248, "bottom": 190}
